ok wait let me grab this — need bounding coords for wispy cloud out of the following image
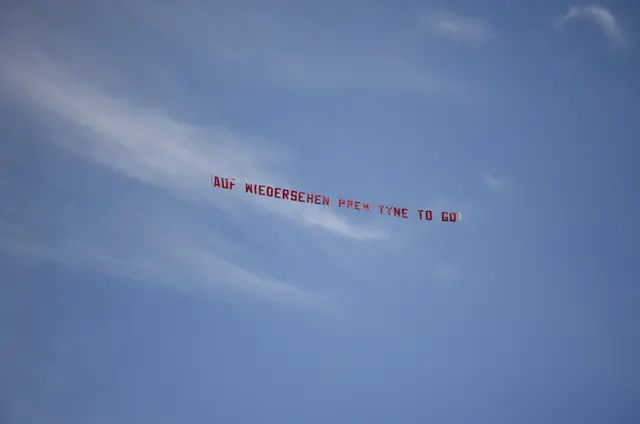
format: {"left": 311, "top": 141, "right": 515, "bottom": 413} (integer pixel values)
{"left": 555, "top": 6, "right": 627, "bottom": 48}
{"left": 0, "top": 42, "right": 385, "bottom": 310}
{"left": 0, "top": 220, "right": 330, "bottom": 310}
{"left": 418, "top": 10, "right": 496, "bottom": 43}
{"left": 125, "top": 1, "right": 464, "bottom": 95}
{"left": 0, "top": 47, "right": 387, "bottom": 242}
{"left": 481, "top": 172, "right": 509, "bottom": 193}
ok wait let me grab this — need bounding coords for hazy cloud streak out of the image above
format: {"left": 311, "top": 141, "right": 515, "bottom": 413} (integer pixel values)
{"left": 418, "top": 10, "right": 496, "bottom": 43}
{"left": 481, "top": 172, "right": 510, "bottom": 193}
{"left": 0, "top": 47, "right": 387, "bottom": 241}
{"left": 555, "top": 6, "right": 627, "bottom": 48}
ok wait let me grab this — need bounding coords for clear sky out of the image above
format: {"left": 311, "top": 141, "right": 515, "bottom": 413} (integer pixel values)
{"left": 1, "top": 0, "right": 638, "bottom": 423}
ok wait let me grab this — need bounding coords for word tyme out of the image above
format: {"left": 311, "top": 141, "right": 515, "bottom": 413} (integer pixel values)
{"left": 211, "top": 175, "right": 461, "bottom": 222}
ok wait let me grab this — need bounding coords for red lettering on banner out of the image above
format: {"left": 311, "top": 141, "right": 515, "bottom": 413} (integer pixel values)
{"left": 237, "top": 179, "right": 453, "bottom": 218}
{"left": 378, "top": 205, "right": 409, "bottom": 219}
{"left": 339, "top": 198, "right": 368, "bottom": 211}
{"left": 218, "top": 177, "right": 464, "bottom": 223}
{"left": 418, "top": 209, "right": 433, "bottom": 220}
{"left": 224, "top": 178, "right": 234, "bottom": 189}
{"left": 441, "top": 212, "right": 457, "bottom": 222}
{"left": 211, "top": 175, "right": 234, "bottom": 190}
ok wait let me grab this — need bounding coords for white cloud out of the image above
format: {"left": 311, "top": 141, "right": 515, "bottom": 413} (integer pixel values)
{"left": 0, "top": 47, "right": 387, "bottom": 242}
{"left": 555, "top": 6, "right": 627, "bottom": 48}
{"left": 418, "top": 10, "right": 496, "bottom": 43}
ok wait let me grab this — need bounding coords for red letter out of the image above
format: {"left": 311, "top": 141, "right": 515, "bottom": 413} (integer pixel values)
{"left": 441, "top": 212, "right": 448, "bottom": 222}
{"left": 402, "top": 208, "right": 408, "bottom": 219}
{"left": 275, "top": 187, "right": 282, "bottom": 198}
{"left": 363, "top": 203, "right": 370, "bottom": 211}
{"left": 290, "top": 190, "right": 298, "bottom": 201}
{"left": 378, "top": 205, "right": 385, "bottom": 214}
{"left": 258, "top": 185, "right": 266, "bottom": 196}
{"left": 245, "top": 183, "right": 253, "bottom": 193}
{"left": 354, "top": 201, "right": 361, "bottom": 210}
{"left": 282, "top": 189, "right": 290, "bottom": 200}
{"left": 347, "top": 200, "right": 354, "bottom": 209}
{"left": 449, "top": 212, "right": 457, "bottom": 222}
{"left": 339, "top": 199, "right": 346, "bottom": 208}
{"left": 418, "top": 209, "right": 424, "bottom": 220}
{"left": 213, "top": 176, "right": 221, "bottom": 188}
{"left": 393, "top": 207, "right": 401, "bottom": 217}
{"left": 322, "top": 196, "right": 330, "bottom": 206}
{"left": 314, "top": 194, "right": 321, "bottom": 205}
{"left": 425, "top": 210, "right": 432, "bottom": 221}
{"left": 298, "top": 191, "right": 306, "bottom": 203}
{"left": 386, "top": 206, "right": 393, "bottom": 215}
{"left": 266, "top": 186, "right": 274, "bottom": 197}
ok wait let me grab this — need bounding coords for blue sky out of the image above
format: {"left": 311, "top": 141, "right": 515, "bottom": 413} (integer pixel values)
{"left": 1, "top": 0, "right": 638, "bottom": 422}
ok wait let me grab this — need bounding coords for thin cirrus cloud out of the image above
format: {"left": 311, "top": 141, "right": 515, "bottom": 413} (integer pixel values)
{"left": 0, "top": 47, "right": 388, "bottom": 242}
{"left": 417, "top": 10, "right": 496, "bottom": 43}
{"left": 124, "top": 0, "right": 464, "bottom": 95}
{"left": 555, "top": 5, "right": 627, "bottom": 48}
{"left": 0, "top": 219, "right": 330, "bottom": 311}
{"left": 0, "top": 45, "right": 382, "bottom": 310}
{"left": 481, "top": 171, "right": 509, "bottom": 193}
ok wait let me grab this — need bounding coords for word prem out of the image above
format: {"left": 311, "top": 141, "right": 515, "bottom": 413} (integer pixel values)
{"left": 339, "top": 199, "right": 371, "bottom": 211}
{"left": 210, "top": 175, "right": 462, "bottom": 223}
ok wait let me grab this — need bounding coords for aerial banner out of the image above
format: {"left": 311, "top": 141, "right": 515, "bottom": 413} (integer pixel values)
{"left": 210, "top": 175, "right": 462, "bottom": 223}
